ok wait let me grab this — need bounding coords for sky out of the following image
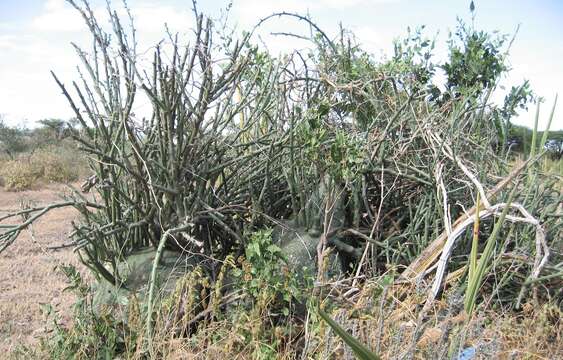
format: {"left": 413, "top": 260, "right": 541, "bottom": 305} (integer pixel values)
{"left": 0, "top": 0, "right": 561, "bottom": 130}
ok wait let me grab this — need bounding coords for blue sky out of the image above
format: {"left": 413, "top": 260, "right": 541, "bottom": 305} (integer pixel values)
{"left": 0, "top": 0, "right": 561, "bottom": 129}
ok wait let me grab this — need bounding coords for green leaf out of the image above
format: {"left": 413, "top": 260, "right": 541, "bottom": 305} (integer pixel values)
{"left": 464, "top": 184, "right": 518, "bottom": 316}
{"left": 232, "top": 268, "right": 242, "bottom": 277}
{"left": 266, "top": 244, "right": 281, "bottom": 254}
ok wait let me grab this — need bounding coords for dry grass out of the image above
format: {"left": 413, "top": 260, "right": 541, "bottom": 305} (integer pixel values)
{"left": 0, "top": 161, "right": 39, "bottom": 191}
{"left": 485, "top": 304, "right": 562, "bottom": 359}
{"left": 0, "top": 145, "right": 87, "bottom": 191}
{"left": 307, "top": 280, "right": 563, "bottom": 359}
{"left": 70, "top": 275, "right": 558, "bottom": 359}
{"left": 2, "top": 198, "right": 559, "bottom": 359}
{"left": 0, "top": 183, "right": 88, "bottom": 354}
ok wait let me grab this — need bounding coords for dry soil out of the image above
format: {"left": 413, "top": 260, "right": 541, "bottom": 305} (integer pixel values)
{"left": 0, "top": 183, "right": 87, "bottom": 353}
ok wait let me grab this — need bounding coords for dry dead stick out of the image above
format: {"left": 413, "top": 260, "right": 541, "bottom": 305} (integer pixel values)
{"left": 400, "top": 158, "right": 532, "bottom": 282}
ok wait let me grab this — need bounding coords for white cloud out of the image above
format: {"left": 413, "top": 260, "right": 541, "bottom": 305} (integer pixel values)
{"left": 29, "top": 0, "right": 191, "bottom": 41}
{"left": 310, "top": 0, "right": 398, "bottom": 8}
{"left": 30, "top": 0, "right": 84, "bottom": 32}
{"left": 234, "top": 0, "right": 310, "bottom": 30}
{"left": 234, "top": 0, "right": 383, "bottom": 29}
{"left": 231, "top": 0, "right": 402, "bottom": 57}
{"left": 0, "top": 0, "right": 200, "bottom": 126}
{"left": 0, "top": 35, "right": 19, "bottom": 50}
{"left": 351, "top": 26, "right": 396, "bottom": 55}
{"left": 1, "top": 0, "right": 560, "bottom": 130}
{"left": 493, "top": 40, "right": 563, "bottom": 130}
{"left": 236, "top": 0, "right": 398, "bottom": 20}
{"left": 132, "top": 3, "right": 192, "bottom": 34}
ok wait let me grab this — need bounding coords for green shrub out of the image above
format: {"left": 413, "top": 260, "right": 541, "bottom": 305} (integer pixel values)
{"left": 38, "top": 265, "right": 127, "bottom": 360}
{"left": 234, "top": 229, "right": 309, "bottom": 315}
{"left": 0, "top": 160, "right": 5, "bottom": 188}
{"left": 0, "top": 118, "right": 30, "bottom": 159}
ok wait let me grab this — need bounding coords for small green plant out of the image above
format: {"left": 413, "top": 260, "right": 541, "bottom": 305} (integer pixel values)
{"left": 234, "top": 229, "right": 307, "bottom": 316}
{"left": 465, "top": 186, "right": 517, "bottom": 316}
{"left": 38, "top": 264, "right": 130, "bottom": 360}
{"left": 228, "top": 229, "right": 311, "bottom": 357}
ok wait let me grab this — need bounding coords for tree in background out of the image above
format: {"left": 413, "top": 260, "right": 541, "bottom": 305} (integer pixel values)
{"left": 0, "top": 116, "right": 77, "bottom": 159}
{"left": 438, "top": 4, "right": 536, "bottom": 149}
{"left": 33, "top": 118, "right": 76, "bottom": 146}
{"left": 0, "top": 115, "right": 29, "bottom": 159}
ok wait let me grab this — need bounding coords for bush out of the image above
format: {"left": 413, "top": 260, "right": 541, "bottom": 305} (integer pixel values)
{"left": 0, "top": 144, "right": 85, "bottom": 191}
{"left": 37, "top": 265, "right": 127, "bottom": 360}
{"left": 0, "top": 118, "right": 30, "bottom": 159}
{"left": 1, "top": 2, "right": 561, "bottom": 358}
{"left": 31, "top": 149, "right": 81, "bottom": 183}
{"left": 0, "top": 160, "right": 39, "bottom": 191}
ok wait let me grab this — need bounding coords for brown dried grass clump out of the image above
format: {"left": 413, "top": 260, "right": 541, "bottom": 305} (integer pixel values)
{"left": 305, "top": 277, "right": 562, "bottom": 359}
{"left": 487, "top": 303, "right": 562, "bottom": 359}
{"left": 0, "top": 160, "right": 39, "bottom": 191}
{"left": 116, "top": 276, "right": 560, "bottom": 359}
{"left": 0, "top": 146, "right": 84, "bottom": 191}
{"left": 31, "top": 149, "right": 80, "bottom": 184}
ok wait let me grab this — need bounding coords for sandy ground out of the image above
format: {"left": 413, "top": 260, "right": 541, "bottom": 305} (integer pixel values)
{"left": 0, "top": 183, "right": 87, "bottom": 353}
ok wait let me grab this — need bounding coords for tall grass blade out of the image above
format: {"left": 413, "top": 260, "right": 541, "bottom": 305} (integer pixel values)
{"left": 464, "top": 184, "right": 519, "bottom": 316}
{"left": 530, "top": 101, "right": 541, "bottom": 158}
{"left": 539, "top": 94, "right": 558, "bottom": 150}
{"left": 468, "top": 192, "right": 480, "bottom": 283}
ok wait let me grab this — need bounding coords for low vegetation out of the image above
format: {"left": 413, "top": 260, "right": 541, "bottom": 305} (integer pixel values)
{"left": 1, "top": 0, "right": 561, "bottom": 359}
{"left": 0, "top": 119, "right": 87, "bottom": 190}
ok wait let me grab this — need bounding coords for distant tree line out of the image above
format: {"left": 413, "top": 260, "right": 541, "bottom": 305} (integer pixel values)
{"left": 2, "top": 115, "right": 560, "bottom": 161}
{"left": 508, "top": 124, "right": 563, "bottom": 159}
{"left": 0, "top": 116, "right": 79, "bottom": 159}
